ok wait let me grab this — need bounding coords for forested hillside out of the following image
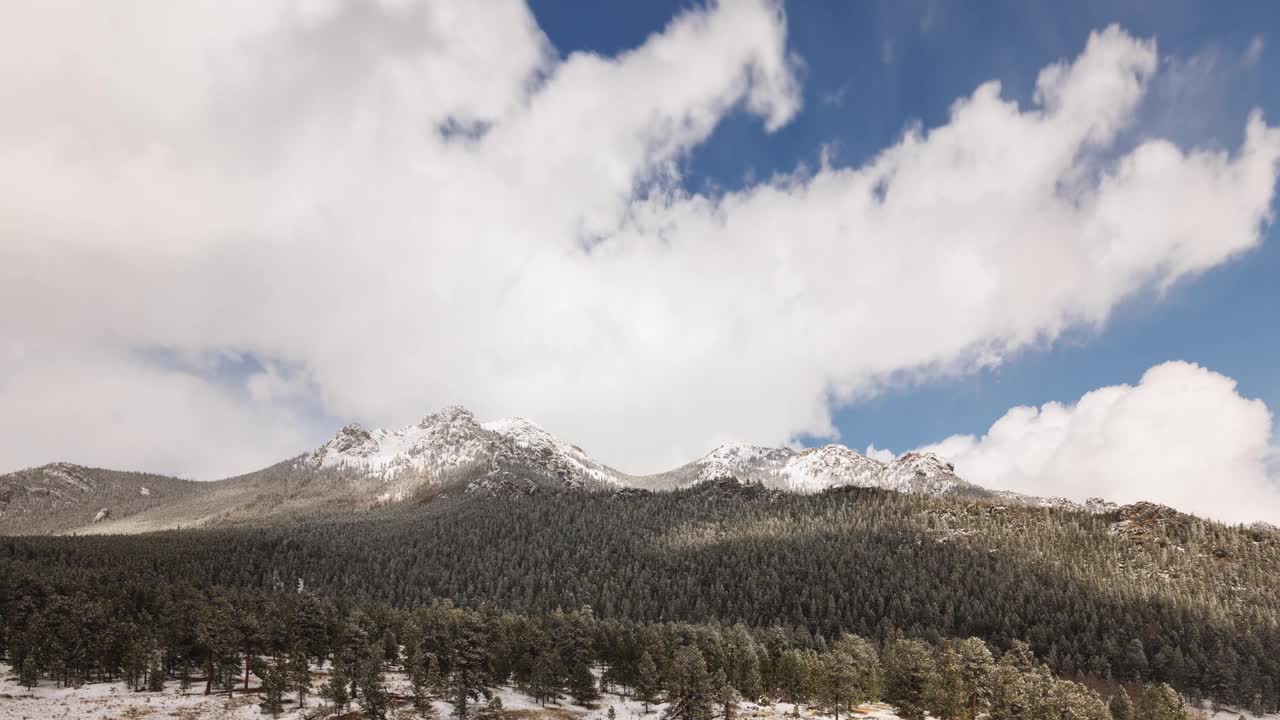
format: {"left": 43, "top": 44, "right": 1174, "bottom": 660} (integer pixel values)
{"left": 4, "top": 485, "right": 1277, "bottom": 711}
{"left": 0, "top": 561, "right": 1194, "bottom": 720}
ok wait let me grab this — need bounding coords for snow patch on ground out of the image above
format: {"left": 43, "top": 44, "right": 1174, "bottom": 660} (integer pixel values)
{"left": 3, "top": 662, "right": 1276, "bottom": 720}
{"left": 0, "top": 663, "right": 917, "bottom": 720}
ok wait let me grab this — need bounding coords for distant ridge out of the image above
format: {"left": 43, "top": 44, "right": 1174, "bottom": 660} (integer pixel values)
{"left": 1, "top": 404, "right": 1124, "bottom": 535}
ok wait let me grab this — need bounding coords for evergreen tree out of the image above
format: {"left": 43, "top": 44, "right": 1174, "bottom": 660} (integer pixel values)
{"left": 1026, "top": 664, "right": 1059, "bottom": 720}
{"left": 831, "top": 635, "right": 880, "bottom": 703}
{"left": 818, "top": 651, "right": 860, "bottom": 720}
{"left": 1050, "top": 678, "right": 1111, "bottom": 720}
{"left": 777, "top": 649, "right": 814, "bottom": 716}
{"left": 122, "top": 630, "right": 147, "bottom": 691}
{"left": 477, "top": 694, "right": 504, "bottom": 720}
{"left": 883, "top": 639, "right": 937, "bottom": 720}
{"left": 956, "top": 638, "right": 994, "bottom": 720}
{"left": 145, "top": 646, "right": 166, "bottom": 692}
{"left": 738, "top": 653, "right": 763, "bottom": 704}
{"left": 447, "top": 614, "right": 494, "bottom": 719}
{"left": 196, "top": 597, "right": 235, "bottom": 696}
{"left": 383, "top": 628, "right": 400, "bottom": 665}
{"left": 570, "top": 660, "right": 600, "bottom": 706}
{"left": 20, "top": 656, "right": 38, "bottom": 690}
{"left": 988, "top": 652, "right": 1032, "bottom": 720}
{"left": 322, "top": 671, "right": 351, "bottom": 713}
{"left": 722, "top": 625, "right": 763, "bottom": 702}
{"left": 928, "top": 644, "right": 966, "bottom": 720}
{"left": 664, "top": 646, "right": 715, "bottom": 720}
{"left": 356, "top": 654, "right": 390, "bottom": 720}
{"left": 412, "top": 651, "right": 444, "bottom": 713}
{"left": 234, "top": 608, "right": 261, "bottom": 692}
{"left": 635, "top": 651, "right": 662, "bottom": 713}
{"left": 713, "top": 669, "right": 740, "bottom": 720}
{"left": 257, "top": 656, "right": 288, "bottom": 717}
{"left": 1136, "top": 683, "right": 1186, "bottom": 720}
{"left": 289, "top": 645, "right": 312, "bottom": 709}
{"left": 1124, "top": 639, "right": 1150, "bottom": 682}
{"left": 530, "top": 648, "right": 566, "bottom": 706}
{"left": 1110, "top": 687, "right": 1135, "bottom": 720}
{"left": 565, "top": 607, "right": 601, "bottom": 705}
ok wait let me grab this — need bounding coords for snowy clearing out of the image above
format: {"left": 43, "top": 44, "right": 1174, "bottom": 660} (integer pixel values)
{"left": 2, "top": 664, "right": 1273, "bottom": 720}
{"left": 0, "top": 663, "right": 907, "bottom": 720}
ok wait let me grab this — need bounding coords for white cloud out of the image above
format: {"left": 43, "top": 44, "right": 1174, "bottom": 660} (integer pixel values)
{"left": 865, "top": 445, "right": 896, "bottom": 464}
{"left": 1244, "top": 35, "right": 1265, "bottom": 66}
{"left": 0, "top": 3, "right": 1278, "bottom": 487}
{"left": 916, "top": 362, "right": 1280, "bottom": 525}
{"left": 0, "top": 342, "right": 312, "bottom": 479}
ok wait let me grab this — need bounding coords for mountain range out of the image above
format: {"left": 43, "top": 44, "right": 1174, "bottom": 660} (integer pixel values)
{"left": 7, "top": 407, "right": 1280, "bottom": 713}
{"left": 3, "top": 404, "right": 1104, "bottom": 535}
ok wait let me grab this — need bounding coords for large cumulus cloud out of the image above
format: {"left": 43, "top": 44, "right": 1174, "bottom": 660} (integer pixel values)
{"left": 918, "top": 362, "right": 1280, "bottom": 525}
{"left": 1, "top": 1, "right": 1278, "bottom": 482}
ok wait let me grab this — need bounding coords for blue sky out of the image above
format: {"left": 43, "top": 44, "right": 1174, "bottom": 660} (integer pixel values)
{"left": 531, "top": 0, "right": 1280, "bottom": 454}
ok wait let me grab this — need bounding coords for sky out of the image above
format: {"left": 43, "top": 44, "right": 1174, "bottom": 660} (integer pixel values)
{"left": 1, "top": 0, "right": 1279, "bottom": 523}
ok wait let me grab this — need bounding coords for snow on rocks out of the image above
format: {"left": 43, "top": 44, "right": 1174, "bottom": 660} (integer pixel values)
{"left": 305, "top": 405, "right": 989, "bottom": 500}
{"left": 482, "top": 416, "right": 623, "bottom": 487}
{"left": 306, "top": 406, "right": 624, "bottom": 493}
{"left": 780, "top": 445, "right": 885, "bottom": 493}
{"left": 41, "top": 463, "right": 96, "bottom": 493}
{"left": 310, "top": 406, "right": 493, "bottom": 479}
{"left": 696, "top": 442, "right": 794, "bottom": 483}
{"left": 676, "top": 444, "right": 971, "bottom": 497}
{"left": 879, "top": 453, "right": 964, "bottom": 494}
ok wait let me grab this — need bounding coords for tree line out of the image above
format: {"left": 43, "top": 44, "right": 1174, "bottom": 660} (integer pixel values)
{"left": 2, "top": 486, "right": 1277, "bottom": 712}
{"left": 2, "top": 564, "right": 1193, "bottom": 720}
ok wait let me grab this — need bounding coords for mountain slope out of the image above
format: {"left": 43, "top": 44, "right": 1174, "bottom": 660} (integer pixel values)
{"left": 304, "top": 405, "right": 625, "bottom": 495}
{"left": 0, "top": 462, "right": 211, "bottom": 534}
{"left": 1, "top": 407, "right": 634, "bottom": 534}
{"left": 5, "top": 488, "right": 1278, "bottom": 710}
{"left": 632, "top": 442, "right": 979, "bottom": 497}
{"left": 1, "top": 404, "right": 1105, "bottom": 535}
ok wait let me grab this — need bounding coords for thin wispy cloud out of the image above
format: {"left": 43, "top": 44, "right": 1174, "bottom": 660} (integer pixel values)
{"left": 1244, "top": 35, "right": 1266, "bottom": 66}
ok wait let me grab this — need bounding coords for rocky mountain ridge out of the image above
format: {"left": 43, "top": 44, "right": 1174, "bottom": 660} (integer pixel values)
{"left": 0, "top": 404, "right": 1172, "bottom": 534}
{"left": 305, "top": 407, "right": 987, "bottom": 499}
{"left": 306, "top": 406, "right": 624, "bottom": 495}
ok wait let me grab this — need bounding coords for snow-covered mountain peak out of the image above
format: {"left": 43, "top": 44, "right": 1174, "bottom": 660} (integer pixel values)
{"left": 672, "top": 441, "right": 972, "bottom": 497}
{"left": 482, "top": 416, "right": 621, "bottom": 487}
{"left": 881, "top": 452, "right": 967, "bottom": 494}
{"left": 779, "top": 444, "right": 885, "bottom": 492}
{"left": 420, "top": 405, "right": 477, "bottom": 427}
{"left": 697, "top": 442, "right": 794, "bottom": 482}
{"left": 311, "top": 408, "right": 491, "bottom": 480}
{"left": 308, "top": 406, "right": 623, "bottom": 494}
{"left": 701, "top": 442, "right": 787, "bottom": 464}
{"left": 482, "top": 416, "right": 562, "bottom": 449}
{"left": 307, "top": 407, "right": 984, "bottom": 500}
{"left": 328, "top": 423, "right": 379, "bottom": 457}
